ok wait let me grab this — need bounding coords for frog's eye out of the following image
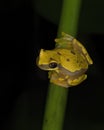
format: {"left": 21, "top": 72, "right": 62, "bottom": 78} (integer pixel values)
{"left": 49, "top": 62, "right": 57, "bottom": 68}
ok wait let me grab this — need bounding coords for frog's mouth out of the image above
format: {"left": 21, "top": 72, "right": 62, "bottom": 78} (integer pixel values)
{"left": 37, "top": 64, "right": 59, "bottom": 71}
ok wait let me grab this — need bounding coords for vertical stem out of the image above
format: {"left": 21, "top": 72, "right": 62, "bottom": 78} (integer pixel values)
{"left": 58, "top": 0, "right": 82, "bottom": 37}
{"left": 42, "top": 84, "right": 68, "bottom": 130}
{"left": 42, "top": 0, "right": 82, "bottom": 130}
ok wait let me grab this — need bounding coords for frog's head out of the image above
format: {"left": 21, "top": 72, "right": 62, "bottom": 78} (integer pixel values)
{"left": 36, "top": 49, "right": 60, "bottom": 70}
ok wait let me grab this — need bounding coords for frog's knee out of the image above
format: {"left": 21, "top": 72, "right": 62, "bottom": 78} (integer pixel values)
{"left": 68, "top": 74, "right": 87, "bottom": 86}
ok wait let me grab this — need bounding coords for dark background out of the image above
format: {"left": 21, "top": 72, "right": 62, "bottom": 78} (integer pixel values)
{"left": 0, "top": 0, "right": 104, "bottom": 130}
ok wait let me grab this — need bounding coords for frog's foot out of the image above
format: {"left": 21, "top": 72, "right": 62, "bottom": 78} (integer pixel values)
{"left": 50, "top": 78, "right": 69, "bottom": 88}
{"left": 49, "top": 73, "right": 69, "bottom": 88}
{"left": 67, "top": 74, "right": 87, "bottom": 86}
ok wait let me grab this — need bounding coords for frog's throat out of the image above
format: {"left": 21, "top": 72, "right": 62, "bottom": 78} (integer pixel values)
{"left": 37, "top": 64, "right": 58, "bottom": 71}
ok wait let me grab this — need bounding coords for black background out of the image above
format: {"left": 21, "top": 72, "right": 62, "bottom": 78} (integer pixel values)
{"left": 0, "top": 1, "right": 104, "bottom": 130}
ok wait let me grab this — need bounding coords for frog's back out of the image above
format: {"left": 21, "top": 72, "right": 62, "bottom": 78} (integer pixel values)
{"left": 55, "top": 48, "right": 88, "bottom": 72}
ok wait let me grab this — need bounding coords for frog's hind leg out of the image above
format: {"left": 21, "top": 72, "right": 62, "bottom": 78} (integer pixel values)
{"left": 67, "top": 74, "right": 87, "bottom": 86}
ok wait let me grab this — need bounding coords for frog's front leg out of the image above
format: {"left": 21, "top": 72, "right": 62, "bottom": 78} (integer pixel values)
{"left": 49, "top": 71, "right": 69, "bottom": 87}
{"left": 67, "top": 74, "right": 87, "bottom": 86}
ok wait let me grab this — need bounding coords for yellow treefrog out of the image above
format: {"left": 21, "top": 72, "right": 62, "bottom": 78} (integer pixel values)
{"left": 36, "top": 32, "right": 93, "bottom": 88}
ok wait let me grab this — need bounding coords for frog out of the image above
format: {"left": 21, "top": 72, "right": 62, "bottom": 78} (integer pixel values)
{"left": 36, "top": 32, "right": 93, "bottom": 88}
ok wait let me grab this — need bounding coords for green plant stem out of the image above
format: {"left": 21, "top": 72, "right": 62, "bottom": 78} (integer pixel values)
{"left": 42, "top": 83, "right": 68, "bottom": 130}
{"left": 42, "top": 0, "right": 82, "bottom": 130}
{"left": 58, "top": 0, "right": 82, "bottom": 37}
